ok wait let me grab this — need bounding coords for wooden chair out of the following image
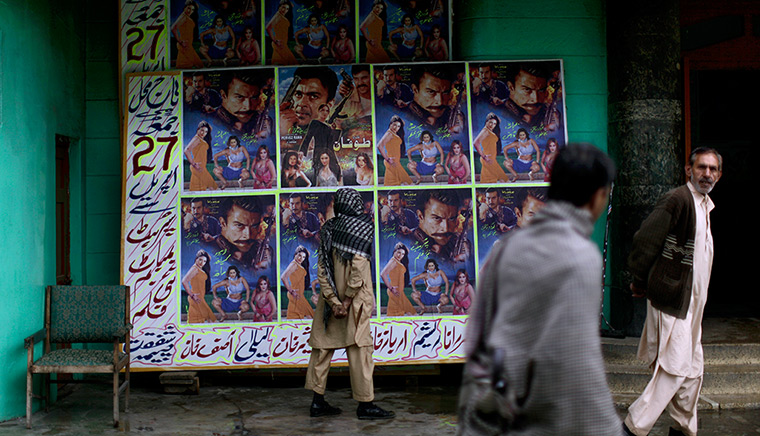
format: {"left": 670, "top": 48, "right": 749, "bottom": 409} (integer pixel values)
{"left": 24, "top": 285, "right": 132, "bottom": 428}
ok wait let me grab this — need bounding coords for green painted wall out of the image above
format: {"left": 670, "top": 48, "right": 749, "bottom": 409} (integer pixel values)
{"left": 0, "top": 0, "right": 120, "bottom": 421}
{"left": 0, "top": 0, "right": 609, "bottom": 421}
{"left": 455, "top": 0, "right": 612, "bottom": 317}
{"left": 83, "top": 0, "right": 121, "bottom": 286}
{"left": 0, "top": 0, "right": 86, "bottom": 421}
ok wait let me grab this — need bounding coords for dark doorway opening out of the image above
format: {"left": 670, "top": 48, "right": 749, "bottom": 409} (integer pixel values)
{"left": 689, "top": 70, "right": 758, "bottom": 317}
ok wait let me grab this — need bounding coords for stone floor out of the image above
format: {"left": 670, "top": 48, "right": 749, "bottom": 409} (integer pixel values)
{"left": 2, "top": 368, "right": 760, "bottom": 436}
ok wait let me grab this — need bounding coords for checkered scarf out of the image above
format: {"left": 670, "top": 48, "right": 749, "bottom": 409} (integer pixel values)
{"left": 319, "top": 188, "right": 373, "bottom": 326}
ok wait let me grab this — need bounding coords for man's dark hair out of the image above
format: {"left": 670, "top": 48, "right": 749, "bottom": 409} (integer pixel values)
{"left": 689, "top": 147, "right": 722, "bottom": 171}
{"left": 514, "top": 188, "right": 548, "bottom": 212}
{"left": 548, "top": 143, "right": 616, "bottom": 207}
{"left": 288, "top": 192, "right": 305, "bottom": 203}
{"left": 507, "top": 62, "right": 553, "bottom": 84}
{"left": 192, "top": 71, "right": 205, "bottom": 79}
{"left": 484, "top": 187, "right": 501, "bottom": 198}
{"left": 382, "top": 65, "right": 396, "bottom": 73}
{"left": 411, "top": 64, "right": 454, "bottom": 89}
{"left": 293, "top": 66, "right": 339, "bottom": 101}
{"left": 220, "top": 71, "right": 265, "bottom": 95}
{"left": 477, "top": 63, "right": 493, "bottom": 72}
{"left": 352, "top": 64, "right": 370, "bottom": 76}
{"left": 387, "top": 190, "right": 400, "bottom": 198}
{"left": 218, "top": 197, "right": 262, "bottom": 222}
{"left": 416, "top": 189, "right": 461, "bottom": 213}
{"left": 190, "top": 198, "right": 205, "bottom": 206}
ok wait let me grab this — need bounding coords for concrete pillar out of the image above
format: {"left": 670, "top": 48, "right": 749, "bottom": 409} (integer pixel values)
{"left": 607, "top": 0, "right": 683, "bottom": 335}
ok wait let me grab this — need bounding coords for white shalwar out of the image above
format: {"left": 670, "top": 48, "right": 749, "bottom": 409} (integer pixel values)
{"left": 625, "top": 183, "right": 714, "bottom": 436}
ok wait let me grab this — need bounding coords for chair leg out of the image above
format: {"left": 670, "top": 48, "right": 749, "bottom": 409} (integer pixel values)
{"left": 125, "top": 363, "right": 130, "bottom": 412}
{"left": 26, "top": 371, "right": 33, "bottom": 429}
{"left": 113, "top": 370, "right": 119, "bottom": 427}
{"left": 45, "top": 373, "right": 50, "bottom": 412}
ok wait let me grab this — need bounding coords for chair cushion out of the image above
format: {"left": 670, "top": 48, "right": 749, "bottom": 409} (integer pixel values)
{"left": 50, "top": 286, "right": 127, "bottom": 343}
{"left": 33, "top": 349, "right": 123, "bottom": 368}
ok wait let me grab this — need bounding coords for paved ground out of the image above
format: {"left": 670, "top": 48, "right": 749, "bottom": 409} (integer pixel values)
{"left": 2, "top": 369, "right": 759, "bottom": 435}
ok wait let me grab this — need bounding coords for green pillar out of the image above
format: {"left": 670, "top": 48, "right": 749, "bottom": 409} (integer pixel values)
{"left": 606, "top": 0, "right": 683, "bottom": 335}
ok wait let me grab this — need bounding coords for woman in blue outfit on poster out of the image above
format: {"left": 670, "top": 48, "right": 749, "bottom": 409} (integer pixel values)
{"left": 410, "top": 258, "right": 450, "bottom": 315}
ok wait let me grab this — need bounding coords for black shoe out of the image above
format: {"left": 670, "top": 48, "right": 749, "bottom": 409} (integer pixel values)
{"left": 668, "top": 428, "right": 686, "bottom": 436}
{"left": 356, "top": 403, "right": 395, "bottom": 420}
{"left": 310, "top": 401, "right": 342, "bottom": 417}
{"left": 622, "top": 423, "right": 636, "bottom": 436}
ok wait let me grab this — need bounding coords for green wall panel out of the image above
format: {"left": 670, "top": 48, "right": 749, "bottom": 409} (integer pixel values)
{"left": 85, "top": 100, "right": 120, "bottom": 138}
{"left": 85, "top": 214, "right": 122, "bottom": 254}
{"left": 86, "top": 253, "right": 121, "bottom": 285}
{"left": 0, "top": 0, "right": 86, "bottom": 421}
{"left": 86, "top": 61, "right": 118, "bottom": 99}
{"left": 85, "top": 139, "right": 122, "bottom": 176}
{"left": 85, "top": 175, "right": 122, "bottom": 214}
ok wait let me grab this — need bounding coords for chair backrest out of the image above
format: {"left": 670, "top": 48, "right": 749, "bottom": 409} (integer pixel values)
{"left": 47, "top": 285, "right": 128, "bottom": 343}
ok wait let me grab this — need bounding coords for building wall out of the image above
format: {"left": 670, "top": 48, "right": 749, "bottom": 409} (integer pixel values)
{"left": 0, "top": 0, "right": 608, "bottom": 421}
{"left": 83, "top": 0, "right": 121, "bottom": 285}
{"left": 0, "top": 0, "right": 86, "bottom": 421}
{"left": 455, "top": 0, "right": 611, "bottom": 309}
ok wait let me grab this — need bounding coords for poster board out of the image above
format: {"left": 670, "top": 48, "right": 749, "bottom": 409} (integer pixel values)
{"left": 123, "top": 59, "right": 567, "bottom": 369}
{"left": 119, "top": 0, "right": 567, "bottom": 371}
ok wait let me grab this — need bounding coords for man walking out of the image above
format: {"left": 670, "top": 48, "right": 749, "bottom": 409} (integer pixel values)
{"left": 305, "top": 188, "right": 394, "bottom": 420}
{"left": 458, "top": 144, "right": 621, "bottom": 435}
{"left": 624, "top": 147, "right": 722, "bottom": 436}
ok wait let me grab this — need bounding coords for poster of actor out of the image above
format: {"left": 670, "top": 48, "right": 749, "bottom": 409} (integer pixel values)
{"left": 278, "top": 65, "right": 375, "bottom": 188}
{"left": 264, "top": 0, "right": 355, "bottom": 65}
{"left": 470, "top": 60, "right": 567, "bottom": 183}
{"left": 171, "top": 0, "right": 262, "bottom": 69}
{"left": 182, "top": 68, "right": 277, "bottom": 192}
{"left": 475, "top": 186, "right": 548, "bottom": 265}
{"left": 180, "top": 194, "right": 277, "bottom": 324}
{"left": 358, "top": 0, "right": 450, "bottom": 63}
{"left": 374, "top": 62, "right": 468, "bottom": 185}
{"left": 377, "top": 187, "right": 475, "bottom": 316}
{"left": 279, "top": 190, "right": 375, "bottom": 320}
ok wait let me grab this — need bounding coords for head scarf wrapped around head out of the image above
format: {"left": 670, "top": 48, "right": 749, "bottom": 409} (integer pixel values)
{"left": 319, "top": 188, "right": 374, "bottom": 325}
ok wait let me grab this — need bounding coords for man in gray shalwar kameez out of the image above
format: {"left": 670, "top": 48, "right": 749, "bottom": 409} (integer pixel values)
{"left": 458, "top": 144, "right": 623, "bottom": 435}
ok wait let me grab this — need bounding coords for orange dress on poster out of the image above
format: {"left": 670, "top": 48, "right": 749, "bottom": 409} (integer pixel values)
{"left": 363, "top": 13, "right": 390, "bottom": 63}
{"left": 174, "top": 16, "right": 204, "bottom": 68}
{"left": 187, "top": 269, "right": 216, "bottom": 323}
{"left": 479, "top": 130, "right": 510, "bottom": 183}
{"left": 383, "top": 134, "right": 413, "bottom": 186}
{"left": 269, "top": 16, "right": 297, "bottom": 65}
{"left": 188, "top": 138, "right": 217, "bottom": 191}
{"left": 386, "top": 260, "right": 415, "bottom": 317}
{"left": 285, "top": 265, "right": 314, "bottom": 319}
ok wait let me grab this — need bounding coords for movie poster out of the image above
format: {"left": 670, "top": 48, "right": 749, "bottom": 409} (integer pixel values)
{"left": 170, "top": 0, "right": 262, "bottom": 69}
{"left": 279, "top": 190, "right": 376, "bottom": 320}
{"left": 179, "top": 194, "right": 278, "bottom": 324}
{"left": 278, "top": 64, "right": 375, "bottom": 187}
{"left": 122, "top": 58, "right": 568, "bottom": 369}
{"left": 469, "top": 60, "right": 566, "bottom": 184}
{"left": 474, "top": 186, "right": 549, "bottom": 265}
{"left": 182, "top": 68, "right": 277, "bottom": 193}
{"left": 264, "top": 0, "right": 356, "bottom": 65}
{"left": 358, "top": 0, "right": 450, "bottom": 63}
{"left": 374, "top": 62, "right": 469, "bottom": 186}
{"left": 376, "top": 187, "right": 475, "bottom": 317}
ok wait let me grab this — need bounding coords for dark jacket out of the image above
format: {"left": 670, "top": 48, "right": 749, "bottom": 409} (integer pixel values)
{"left": 628, "top": 185, "right": 696, "bottom": 319}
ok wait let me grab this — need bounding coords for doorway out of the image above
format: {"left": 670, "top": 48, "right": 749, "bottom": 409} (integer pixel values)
{"left": 688, "top": 70, "right": 757, "bottom": 317}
